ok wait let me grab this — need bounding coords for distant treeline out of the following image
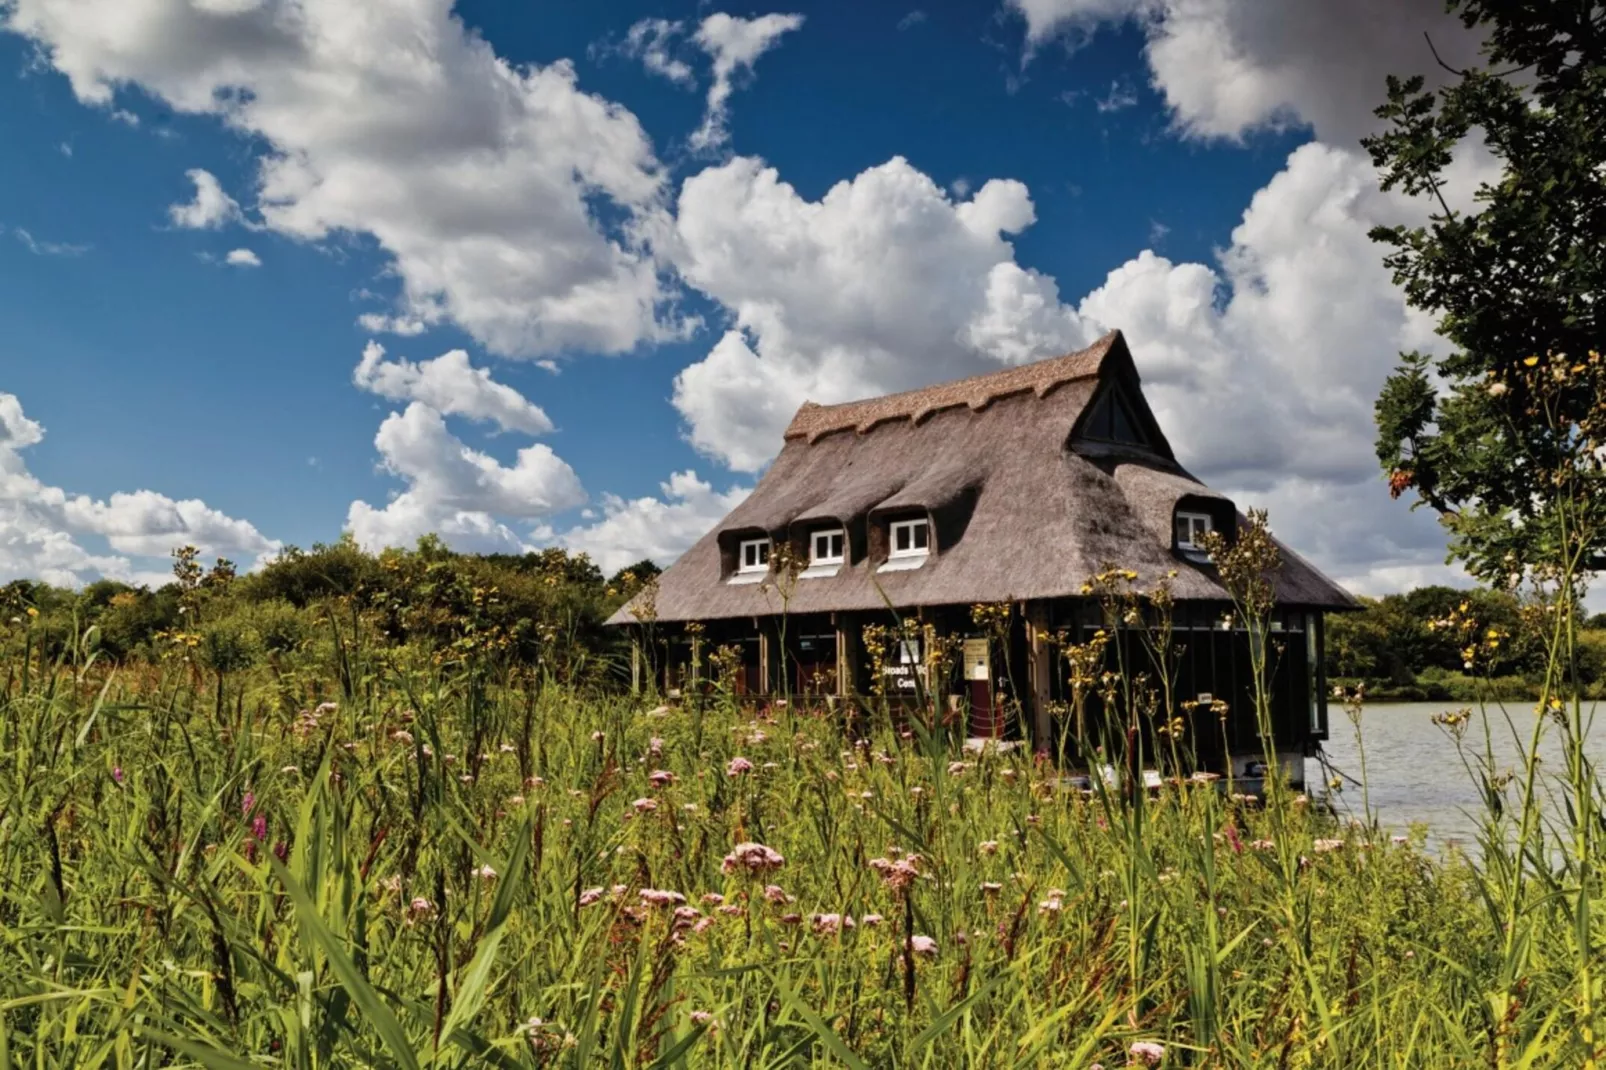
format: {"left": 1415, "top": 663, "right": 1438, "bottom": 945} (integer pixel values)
{"left": 1324, "top": 585, "right": 1606, "bottom": 702}
{"left": 0, "top": 536, "right": 658, "bottom": 690}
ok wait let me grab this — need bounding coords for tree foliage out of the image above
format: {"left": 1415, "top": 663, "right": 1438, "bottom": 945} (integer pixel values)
{"left": 1367, "top": 1, "right": 1606, "bottom": 582}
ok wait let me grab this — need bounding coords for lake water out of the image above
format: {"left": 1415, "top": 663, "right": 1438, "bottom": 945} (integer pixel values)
{"left": 1304, "top": 700, "right": 1606, "bottom": 849}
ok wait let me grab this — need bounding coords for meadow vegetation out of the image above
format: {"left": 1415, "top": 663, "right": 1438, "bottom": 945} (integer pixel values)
{"left": 1, "top": 527, "right": 1604, "bottom": 1068}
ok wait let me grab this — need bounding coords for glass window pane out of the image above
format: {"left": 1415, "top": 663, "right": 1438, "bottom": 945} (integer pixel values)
{"left": 913, "top": 521, "right": 928, "bottom": 549}
{"left": 895, "top": 525, "right": 909, "bottom": 551}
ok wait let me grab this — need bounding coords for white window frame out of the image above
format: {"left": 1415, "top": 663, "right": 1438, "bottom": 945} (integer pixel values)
{"left": 1176, "top": 511, "right": 1213, "bottom": 551}
{"left": 888, "top": 518, "right": 930, "bottom": 559}
{"left": 810, "top": 528, "right": 846, "bottom": 566}
{"left": 737, "top": 537, "right": 771, "bottom": 574}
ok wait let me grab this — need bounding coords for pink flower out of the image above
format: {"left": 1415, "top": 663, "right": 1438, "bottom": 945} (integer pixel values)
{"left": 693, "top": 916, "right": 717, "bottom": 933}
{"left": 690, "top": 1010, "right": 714, "bottom": 1026}
{"left": 250, "top": 815, "right": 268, "bottom": 842}
{"left": 472, "top": 864, "right": 497, "bottom": 881}
{"left": 672, "top": 906, "right": 702, "bottom": 927}
{"left": 978, "top": 840, "right": 999, "bottom": 856}
{"left": 639, "top": 888, "right": 687, "bottom": 907}
{"left": 1223, "top": 824, "right": 1244, "bottom": 855}
{"left": 406, "top": 897, "right": 435, "bottom": 922}
{"left": 763, "top": 884, "right": 794, "bottom": 904}
{"left": 870, "top": 855, "right": 921, "bottom": 892}
{"left": 1129, "top": 1040, "right": 1166, "bottom": 1065}
{"left": 726, "top": 756, "right": 754, "bottom": 777}
{"left": 111, "top": 766, "right": 124, "bottom": 785}
{"left": 907, "top": 934, "right": 938, "bottom": 957}
{"left": 241, "top": 791, "right": 255, "bottom": 816}
{"left": 722, "top": 842, "right": 785, "bottom": 875}
{"left": 648, "top": 770, "right": 676, "bottom": 788}
{"left": 778, "top": 912, "right": 802, "bottom": 925}
{"left": 578, "top": 887, "right": 606, "bottom": 907}
{"left": 947, "top": 761, "right": 969, "bottom": 776}
{"left": 701, "top": 893, "right": 725, "bottom": 906}
{"left": 809, "top": 912, "right": 854, "bottom": 935}
{"left": 632, "top": 797, "right": 658, "bottom": 813}
{"left": 861, "top": 913, "right": 884, "bottom": 927}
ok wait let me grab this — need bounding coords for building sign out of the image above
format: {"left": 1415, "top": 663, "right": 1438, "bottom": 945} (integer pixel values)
{"left": 881, "top": 636, "right": 924, "bottom": 692}
{"left": 963, "top": 638, "right": 990, "bottom": 682}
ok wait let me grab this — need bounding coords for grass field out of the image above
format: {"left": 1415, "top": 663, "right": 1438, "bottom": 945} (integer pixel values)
{"left": 7, "top": 634, "right": 1602, "bottom": 1070}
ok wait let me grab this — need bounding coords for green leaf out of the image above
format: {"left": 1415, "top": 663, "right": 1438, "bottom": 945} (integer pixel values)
{"left": 268, "top": 855, "right": 422, "bottom": 1070}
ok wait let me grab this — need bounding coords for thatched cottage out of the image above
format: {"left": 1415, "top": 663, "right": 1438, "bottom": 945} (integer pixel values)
{"left": 610, "top": 330, "right": 1355, "bottom": 783}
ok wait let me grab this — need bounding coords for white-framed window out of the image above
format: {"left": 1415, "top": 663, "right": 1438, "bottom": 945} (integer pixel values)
{"left": 738, "top": 537, "right": 770, "bottom": 573}
{"left": 889, "top": 517, "right": 930, "bottom": 558}
{"left": 1175, "top": 511, "right": 1212, "bottom": 551}
{"left": 810, "top": 528, "right": 846, "bottom": 566}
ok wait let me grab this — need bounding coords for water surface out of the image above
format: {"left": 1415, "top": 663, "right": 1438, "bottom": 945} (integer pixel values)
{"left": 1305, "top": 699, "right": 1606, "bottom": 849}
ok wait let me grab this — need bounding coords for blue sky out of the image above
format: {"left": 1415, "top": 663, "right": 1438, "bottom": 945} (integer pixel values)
{"left": 0, "top": 0, "right": 1495, "bottom": 594}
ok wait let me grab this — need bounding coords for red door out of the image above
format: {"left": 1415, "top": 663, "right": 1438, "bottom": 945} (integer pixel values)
{"left": 963, "top": 638, "right": 1003, "bottom": 738}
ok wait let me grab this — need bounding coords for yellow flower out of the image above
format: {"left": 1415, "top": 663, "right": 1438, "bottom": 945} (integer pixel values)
{"left": 25, "top": 607, "right": 38, "bottom": 619}
{"left": 1523, "top": 355, "right": 1539, "bottom": 367}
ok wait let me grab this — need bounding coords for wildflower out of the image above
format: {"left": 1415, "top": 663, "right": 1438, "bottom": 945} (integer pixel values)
{"left": 1391, "top": 835, "right": 1409, "bottom": 846}
{"left": 981, "top": 881, "right": 1003, "bottom": 894}
{"left": 1222, "top": 824, "right": 1243, "bottom": 855}
{"left": 722, "top": 842, "right": 785, "bottom": 875}
{"left": 716, "top": 904, "right": 744, "bottom": 917}
{"left": 702, "top": 893, "right": 725, "bottom": 905}
{"left": 591, "top": 731, "right": 605, "bottom": 743}
{"left": 473, "top": 864, "right": 497, "bottom": 881}
{"left": 578, "top": 887, "right": 606, "bottom": 907}
{"left": 524, "top": 775, "right": 545, "bottom": 788}
{"left": 861, "top": 913, "right": 884, "bottom": 927}
{"left": 726, "top": 756, "right": 754, "bottom": 777}
{"left": 631, "top": 797, "right": 658, "bottom": 814}
{"left": 870, "top": 855, "right": 921, "bottom": 892}
{"left": 672, "top": 906, "right": 701, "bottom": 927}
{"left": 779, "top": 912, "right": 803, "bottom": 925}
{"left": 1129, "top": 1041, "right": 1166, "bottom": 1066}
{"left": 810, "top": 912, "right": 854, "bottom": 935}
{"left": 250, "top": 815, "right": 268, "bottom": 842}
{"left": 1313, "top": 838, "right": 1344, "bottom": 853}
{"left": 648, "top": 769, "right": 676, "bottom": 788}
{"left": 498, "top": 743, "right": 517, "bottom": 753}
{"left": 907, "top": 935, "right": 938, "bottom": 957}
{"left": 690, "top": 1010, "right": 714, "bottom": 1025}
{"left": 1249, "top": 839, "right": 1275, "bottom": 851}
{"left": 111, "top": 766, "right": 124, "bottom": 786}
{"left": 406, "top": 897, "right": 435, "bottom": 922}
{"left": 506, "top": 794, "right": 525, "bottom": 807}
{"left": 1488, "top": 380, "right": 1509, "bottom": 397}
{"left": 693, "top": 916, "right": 717, "bottom": 933}
{"left": 763, "top": 884, "right": 794, "bottom": 904}
{"left": 459, "top": 773, "right": 475, "bottom": 784}
{"left": 978, "top": 840, "right": 999, "bottom": 856}
{"left": 242, "top": 791, "right": 256, "bottom": 816}
{"left": 640, "top": 888, "right": 687, "bottom": 907}
{"left": 947, "top": 761, "right": 969, "bottom": 776}
{"left": 378, "top": 874, "right": 402, "bottom": 895}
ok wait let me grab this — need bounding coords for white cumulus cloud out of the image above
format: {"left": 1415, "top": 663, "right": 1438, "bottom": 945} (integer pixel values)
{"left": 224, "top": 247, "right": 260, "bottom": 267}
{"left": 689, "top": 12, "right": 805, "bottom": 152}
{"left": 353, "top": 342, "right": 555, "bottom": 436}
{"left": 558, "top": 470, "right": 750, "bottom": 574}
{"left": 0, "top": 391, "right": 279, "bottom": 586}
{"left": 669, "top": 155, "right": 1099, "bottom": 471}
{"left": 4, "top": 0, "right": 679, "bottom": 357}
{"left": 168, "top": 168, "right": 240, "bottom": 229}
{"left": 1006, "top": 0, "right": 1484, "bottom": 144}
{"left": 345, "top": 402, "right": 585, "bottom": 556}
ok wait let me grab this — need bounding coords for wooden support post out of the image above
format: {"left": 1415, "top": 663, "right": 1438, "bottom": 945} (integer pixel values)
{"left": 835, "top": 612, "right": 857, "bottom": 699}
{"left": 757, "top": 620, "right": 771, "bottom": 697}
{"left": 1028, "top": 603, "right": 1052, "bottom": 752}
{"left": 631, "top": 639, "right": 641, "bottom": 695}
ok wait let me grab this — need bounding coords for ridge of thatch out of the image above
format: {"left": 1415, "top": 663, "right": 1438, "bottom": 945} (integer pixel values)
{"left": 784, "top": 331, "right": 1120, "bottom": 443}
{"left": 610, "top": 332, "right": 1356, "bottom": 625}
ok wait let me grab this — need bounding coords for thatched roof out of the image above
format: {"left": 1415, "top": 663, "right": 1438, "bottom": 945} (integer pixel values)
{"left": 611, "top": 330, "right": 1356, "bottom": 625}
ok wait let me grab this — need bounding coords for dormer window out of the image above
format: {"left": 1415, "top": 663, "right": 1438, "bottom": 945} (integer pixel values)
{"left": 889, "top": 518, "right": 930, "bottom": 558}
{"left": 810, "top": 528, "right": 846, "bottom": 566}
{"left": 738, "top": 538, "right": 770, "bottom": 574}
{"left": 1176, "top": 512, "right": 1212, "bottom": 551}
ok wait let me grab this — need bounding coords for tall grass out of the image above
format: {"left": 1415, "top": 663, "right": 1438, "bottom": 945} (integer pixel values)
{"left": 5, "top": 615, "right": 1601, "bottom": 1070}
